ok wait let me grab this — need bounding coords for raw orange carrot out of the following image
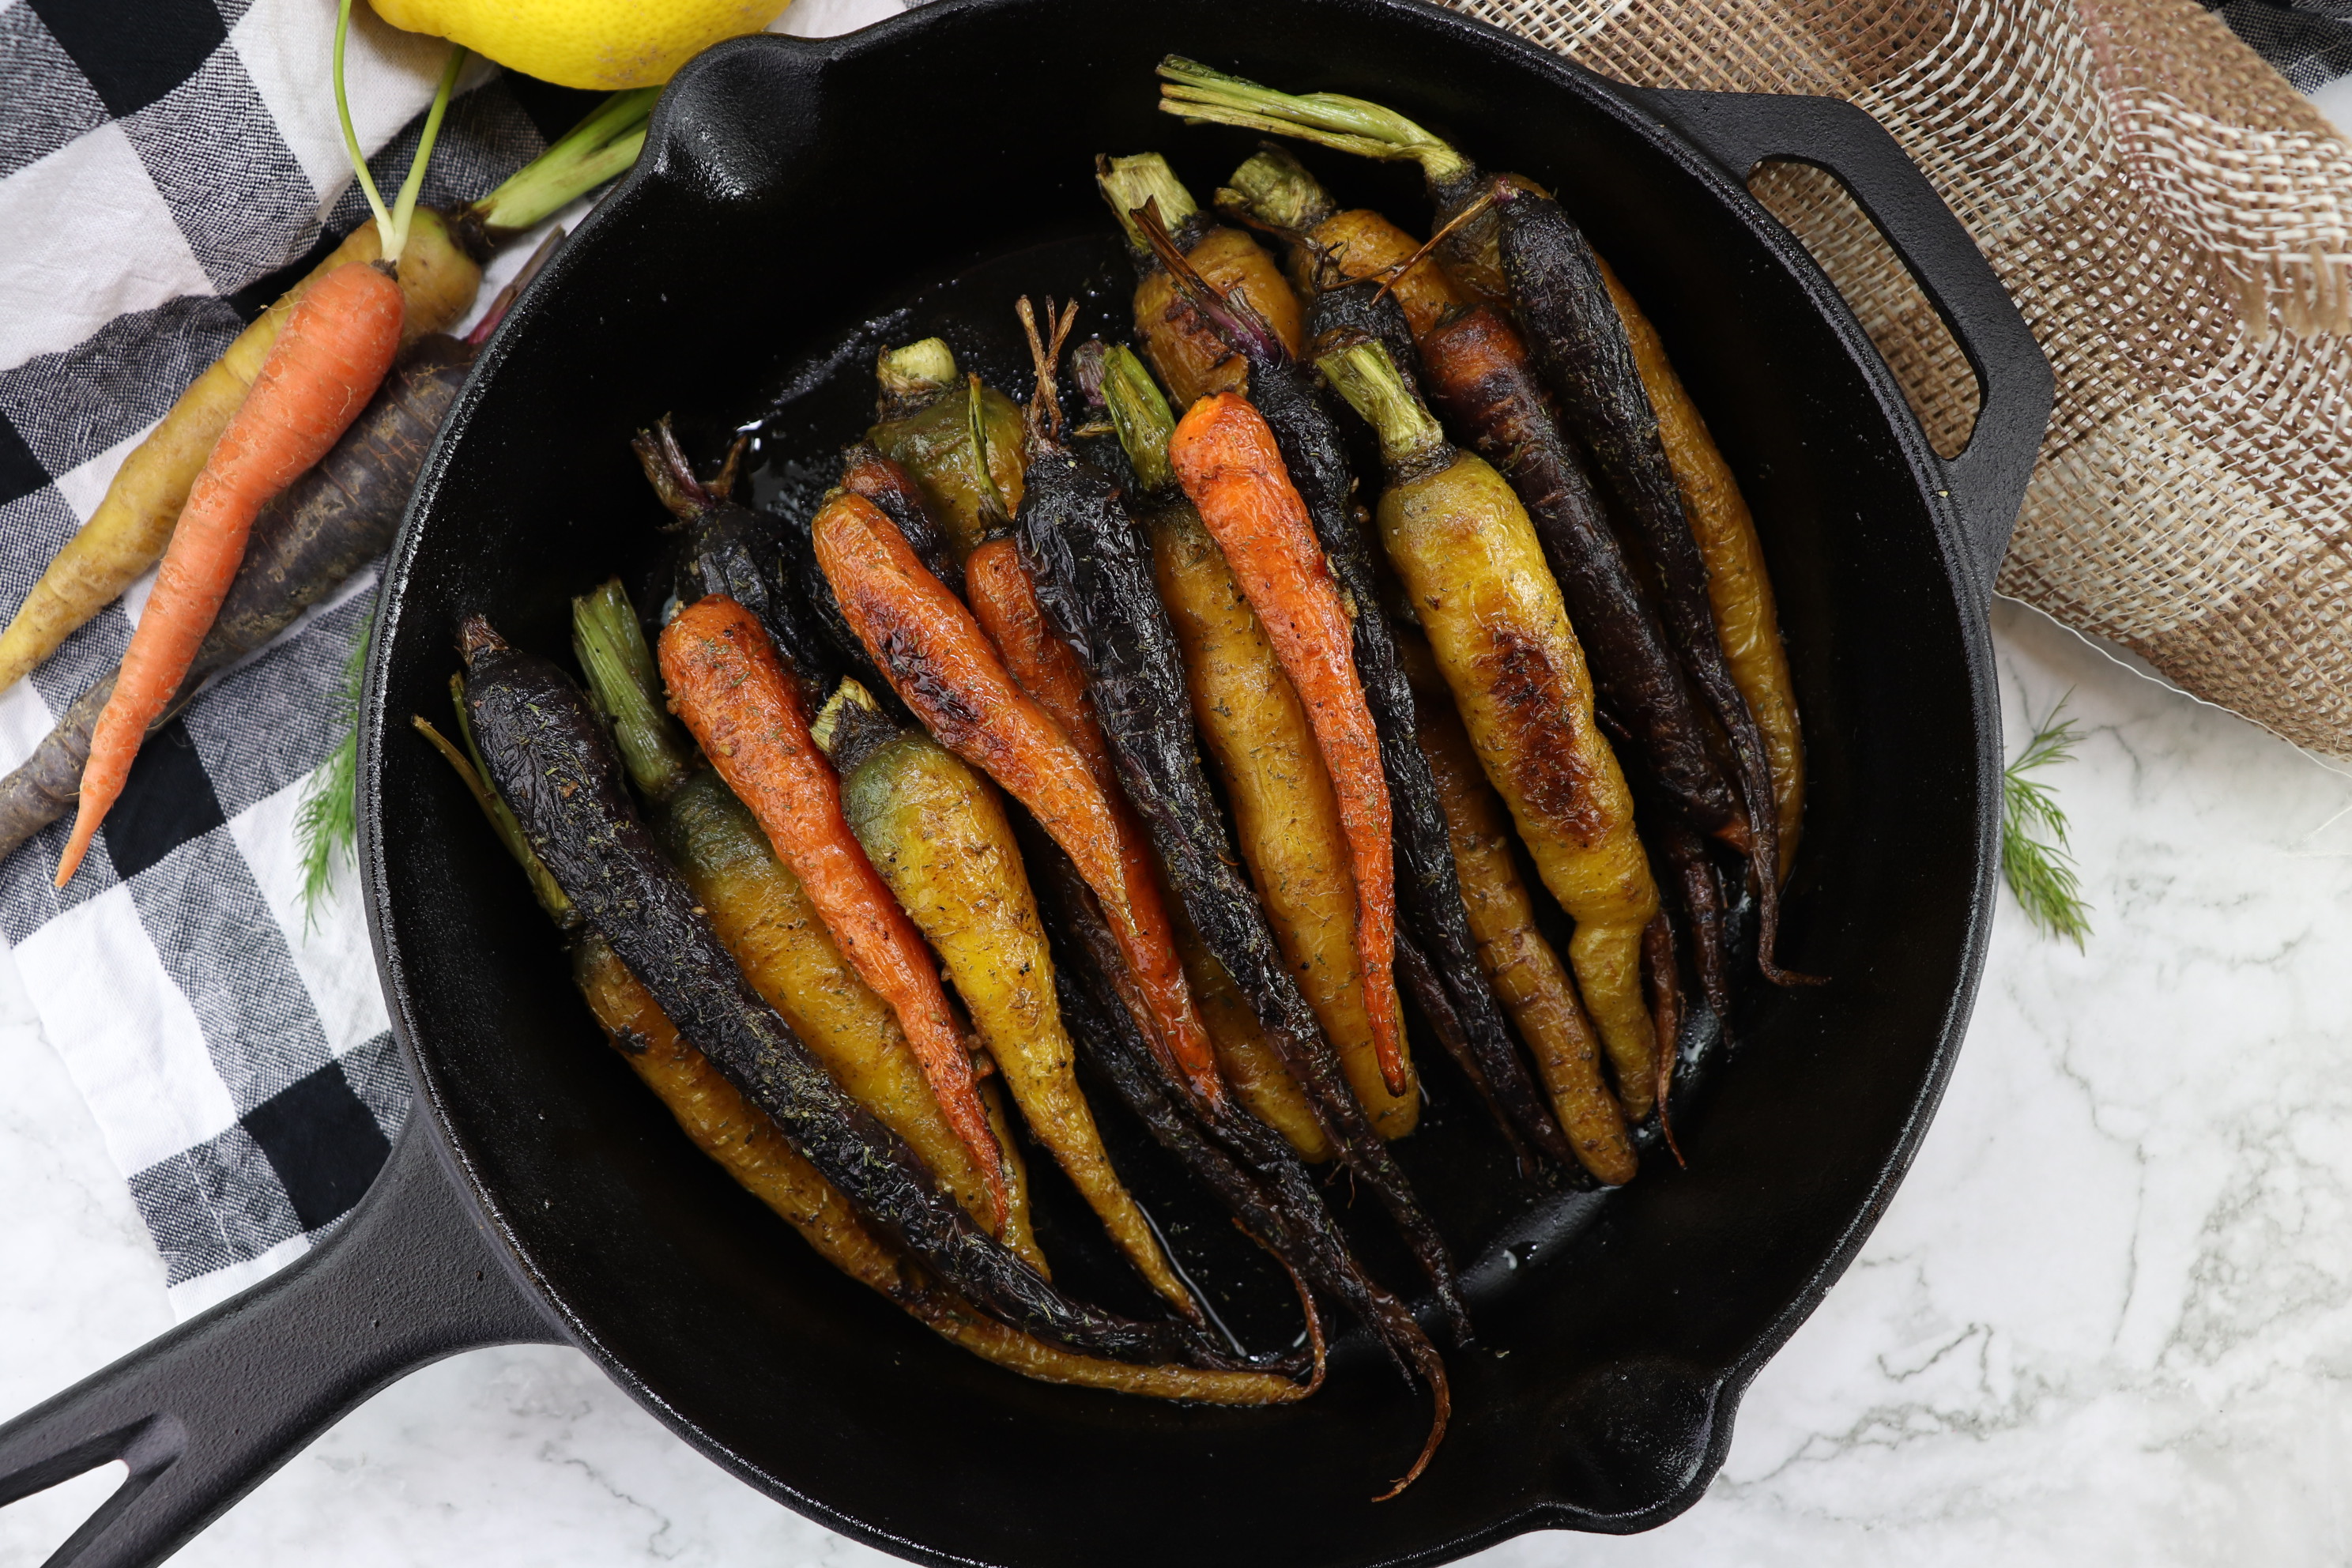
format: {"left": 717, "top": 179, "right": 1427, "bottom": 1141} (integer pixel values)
{"left": 656, "top": 593, "right": 1011, "bottom": 1231}
{"left": 1166, "top": 391, "right": 1408, "bottom": 1099}
{"left": 814, "top": 492, "right": 1227, "bottom": 1110}
{"left": 55, "top": 260, "right": 405, "bottom": 888}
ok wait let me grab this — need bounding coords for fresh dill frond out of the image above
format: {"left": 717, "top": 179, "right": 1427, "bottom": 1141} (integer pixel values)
{"left": 2001, "top": 693, "right": 2091, "bottom": 947}
{"left": 295, "top": 612, "right": 371, "bottom": 929}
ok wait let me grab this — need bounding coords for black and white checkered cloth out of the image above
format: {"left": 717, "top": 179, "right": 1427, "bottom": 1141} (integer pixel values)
{"left": 0, "top": 0, "right": 901, "bottom": 1317}
{"left": 0, "top": 0, "right": 2324, "bottom": 1318}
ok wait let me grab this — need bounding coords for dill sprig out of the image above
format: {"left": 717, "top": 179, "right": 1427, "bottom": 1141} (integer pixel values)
{"left": 2002, "top": 694, "right": 2091, "bottom": 947}
{"left": 295, "top": 613, "right": 371, "bottom": 929}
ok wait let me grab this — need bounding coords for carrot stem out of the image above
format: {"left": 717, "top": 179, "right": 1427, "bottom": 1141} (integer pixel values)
{"left": 333, "top": 0, "right": 465, "bottom": 266}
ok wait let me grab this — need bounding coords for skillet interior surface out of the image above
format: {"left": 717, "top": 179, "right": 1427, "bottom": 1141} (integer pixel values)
{"left": 364, "top": 0, "right": 1998, "bottom": 1561}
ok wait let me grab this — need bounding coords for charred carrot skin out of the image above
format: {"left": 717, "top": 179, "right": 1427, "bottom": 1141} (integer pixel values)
{"left": 1130, "top": 214, "right": 1572, "bottom": 1167}
{"left": 1012, "top": 417, "right": 1469, "bottom": 1344}
{"left": 460, "top": 623, "right": 1232, "bottom": 1367}
{"left": 1016, "top": 807, "right": 1438, "bottom": 1409}
{"left": 635, "top": 421, "right": 850, "bottom": 721}
{"left": 812, "top": 492, "right": 1224, "bottom": 1110}
{"left": 841, "top": 442, "right": 963, "bottom": 596}
{"left": 1495, "top": 186, "right": 1799, "bottom": 984}
{"left": 657, "top": 594, "right": 1011, "bottom": 1227}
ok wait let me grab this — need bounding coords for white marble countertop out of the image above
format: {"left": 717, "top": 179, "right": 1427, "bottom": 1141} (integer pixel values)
{"left": 8, "top": 596, "right": 2350, "bottom": 1566}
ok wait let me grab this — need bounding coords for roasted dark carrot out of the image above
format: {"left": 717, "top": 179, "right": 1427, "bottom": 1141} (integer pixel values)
{"left": 424, "top": 701, "right": 1300, "bottom": 1400}
{"left": 56, "top": 259, "right": 407, "bottom": 887}
{"left": 657, "top": 594, "right": 1012, "bottom": 1230}
{"left": 1095, "top": 154, "right": 1306, "bottom": 409}
{"left": 1321, "top": 340, "right": 1664, "bottom": 1117}
{"left": 1167, "top": 390, "right": 1409, "bottom": 1098}
{"left": 1494, "top": 183, "right": 1801, "bottom": 985}
{"left": 812, "top": 490, "right": 1226, "bottom": 1111}
{"left": 460, "top": 621, "right": 1238, "bottom": 1368}
{"left": 1009, "top": 301, "right": 1466, "bottom": 1342}
{"left": 1602, "top": 258, "right": 1805, "bottom": 878}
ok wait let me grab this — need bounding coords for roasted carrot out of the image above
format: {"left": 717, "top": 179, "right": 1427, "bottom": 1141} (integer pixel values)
{"left": 1321, "top": 339, "right": 1663, "bottom": 1115}
{"left": 1602, "top": 258, "right": 1804, "bottom": 877}
{"left": 462, "top": 624, "right": 1238, "bottom": 1368}
{"left": 574, "top": 582, "right": 1033, "bottom": 1259}
{"left": 1120, "top": 212, "right": 1572, "bottom": 1163}
{"left": 1402, "top": 631, "right": 1639, "bottom": 1176}
{"left": 428, "top": 704, "right": 1301, "bottom": 1400}
{"left": 55, "top": 259, "right": 406, "bottom": 887}
{"left": 1095, "top": 153, "right": 1306, "bottom": 407}
{"left": 816, "top": 680, "right": 1196, "bottom": 1314}
{"left": 1166, "top": 391, "right": 1409, "bottom": 1099}
{"left": 812, "top": 490, "right": 1226, "bottom": 1111}
{"left": 841, "top": 441, "right": 963, "bottom": 595}
{"left": 1144, "top": 458, "right": 1419, "bottom": 1137}
{"left": 866, "top": 339, "right": 1027, "bottom": 562}
{"left": 657, "top": 594, "right": 1012, "bottom": 1230}
{"left": 1219, "top": 145, "right": 1468, "bottom": 342}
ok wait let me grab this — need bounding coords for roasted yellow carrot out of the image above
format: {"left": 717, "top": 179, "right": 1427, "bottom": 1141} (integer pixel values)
{"left": 1096, "top": 153, "right": 1306, "bottom": 407}
{"left": 866, "top": 338, "right": 1027, "bottom": 560}
{"left": 1321, "top": 340, "right": 1661, "bottom": 1112}
{"left": 1148, "top": 498, "right": 1418, "bottom": 1137}
{"left": 818, "top": 681, "right": 1193, "bottom": 1313}
{"left": 1400, "top": 631, "right": 1639, "bottom": 1169}
{"left": 1600, "top": 260, "right": 1804, "bottom": 877}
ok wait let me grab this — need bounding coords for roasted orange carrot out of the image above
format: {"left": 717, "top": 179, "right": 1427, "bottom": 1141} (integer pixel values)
{"left": 656, "top": 594, "right": 1011, "bottom": 1230}
{"left": 963, "top": 537, "right": 1118, "bottom": 790}
{"left": 813, "top": 491, "right": 1227, "bottom": 1110}
{"left": 55, "top": 260, "right": 406, "bottom": 887}
{"left": 1167, "top": 392, "right": 1408, "bottom": 1099}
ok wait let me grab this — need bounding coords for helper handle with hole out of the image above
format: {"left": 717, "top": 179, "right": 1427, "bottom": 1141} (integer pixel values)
{"left": 1637, "top": 88, "right": 2053, "bottom": 596}
{"left": 0, "top": 1119, "right": 560, "bottom": 1568}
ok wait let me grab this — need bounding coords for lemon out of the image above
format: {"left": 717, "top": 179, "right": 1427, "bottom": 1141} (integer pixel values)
{"left": 370, "top": 0, "right": 790, "bottom": 90}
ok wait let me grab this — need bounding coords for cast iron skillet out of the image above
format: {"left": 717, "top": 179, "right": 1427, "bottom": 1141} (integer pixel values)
{"left": 0, "top": 1, "right": 2051, "bottom": 1562}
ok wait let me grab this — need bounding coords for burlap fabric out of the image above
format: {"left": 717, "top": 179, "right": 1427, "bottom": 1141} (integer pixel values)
{"left": 1441, "top": 0, "right": 2352, "bottom": 758}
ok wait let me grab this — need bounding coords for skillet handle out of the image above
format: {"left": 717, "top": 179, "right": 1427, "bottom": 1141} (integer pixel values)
{"left": 0, "top": 1118, "right": 560, "bottom": 1568}
{"left": 1636, "top": 88, "right": 2054, "bottom": 592}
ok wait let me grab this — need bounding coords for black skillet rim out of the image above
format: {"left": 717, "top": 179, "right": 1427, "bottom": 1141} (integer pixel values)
{"left": 359, "top": 0, "right": 2003, "bottom": 1557}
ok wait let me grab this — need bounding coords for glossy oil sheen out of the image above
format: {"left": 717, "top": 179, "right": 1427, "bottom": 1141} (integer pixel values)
{"left": 361, "top": 2, "right": 2015, "bottom": 1562}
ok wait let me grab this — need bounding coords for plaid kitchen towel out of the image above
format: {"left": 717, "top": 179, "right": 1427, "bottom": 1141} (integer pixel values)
{"left": 0, "top": 0, "right": 906, "bottom": 1317}
{"left": 0, "top": 0, "right": 2334, "bottom": 1320}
